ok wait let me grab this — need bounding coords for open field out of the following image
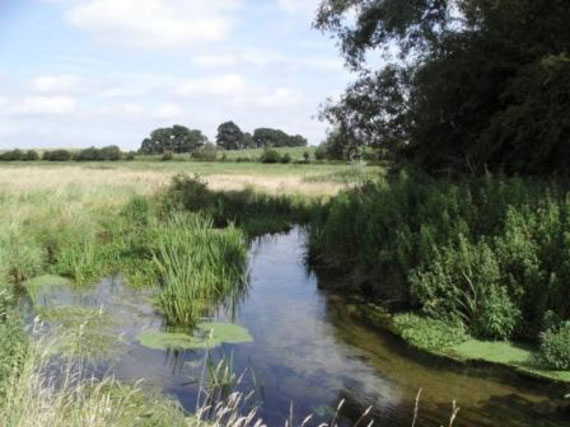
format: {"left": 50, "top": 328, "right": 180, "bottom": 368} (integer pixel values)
{"left": 0, "top": 161, "right": 381, "bottom": 197}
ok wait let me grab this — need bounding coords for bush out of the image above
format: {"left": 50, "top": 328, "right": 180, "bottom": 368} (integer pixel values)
{"left": 24, "top": 150, "right": 39, "bottom": 161}
{"left": 191, "top": 143, "right": 218, "bottom": 162}
{"left": 0, "top": 150, "right": 24, "bottom": 161}
{"left": 161, "top": 151, "right": 173, "bottom": 161}
{"left": 125, "top": 152, "right": 136, "bottom": 161}
{"left": 309, "top": 172, "right": 570, "bottom": 340}
{"left": 43, "top": 150, "right": 72, "bottom": 161}
{"left": 280, "top": 153, "right": 292, "bottom": 164}
{"left": 537, "top": 322, "right": 570, "bottom": 370}
{"left": 259, "top": 148, "right": 281, "bottom": 164}
{"left": 314, "top": 144, "right": 327, "bottom": 161}
{"left": 74, "top": 146, "right": 122, "bottom": 161}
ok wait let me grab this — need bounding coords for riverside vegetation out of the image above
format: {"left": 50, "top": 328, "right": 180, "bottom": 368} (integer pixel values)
{"left": 0, "top": 163, "right": 405, "bottom": 426}
{"left": 0, "top": 159, "right": 569, "bottom": 424}
{"left": 308, "top": 170, "right": 570, "bottom": 381}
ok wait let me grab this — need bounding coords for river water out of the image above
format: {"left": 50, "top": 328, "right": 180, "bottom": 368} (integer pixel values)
{"left": 32, "top": 227, "right": 569, "bottom": 426}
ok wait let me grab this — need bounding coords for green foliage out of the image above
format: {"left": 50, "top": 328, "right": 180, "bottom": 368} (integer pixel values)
{"left": 0, "top": 225, "right": 45, "bottom": 283}
{"left": 259, "top": 147, "right": 281, "bottom": 164}
{"left": 24, "top": 150, "right": 39, "bottom": 161}
{"left": 393, "top": 313, "right": 468, "bottom": 352}
{"left": 252, "top": 128, "right": 307, "bottom": 148}
{"left": 537, "top": 322, "right": 570, "bottom": 370}
{"left": 0, "top": 289, "right": 28, "bottom": 396}
{"left": 191, "top": 142, "right": 218, "bottom": 161}
{"left": 136, "top": 322, "right": 253, "bottom": 350}
{"left": 152, "top": 214, "right": 247, "bottom": 325}
{"left": 43, "top": 150, "right": 72, "bottom": 161}
{"left": 74, "top": 146, "right": 122, "bottom": 161}
{"left": 310, "top": 173, "right": 570, "bottom": 340}
{"left": 140, "top": 125, "right": 207, "bottom": 154}
{"left": 0, "top": 149, "right": 24, "bottom": 161}
{"left": 162, "top": 174, "right": 314, "bottom": 235}
{"left": 216, "top": 121, "right": 246, "bottom": 150}
{"left": 316, "top": 0, "right": 570, "bottom": 176}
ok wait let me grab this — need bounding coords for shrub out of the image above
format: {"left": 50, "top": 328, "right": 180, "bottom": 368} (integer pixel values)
{"left": 161, "top": 151, "right": 173, "bottom": 161}
{"left": 0, "top": 150, "right": 24, "bottom": 161}
{"left": 125, "top": 152, "right": 136, "bottom": 161}
{"left": 280, "top": 153, "right": 292, "bottom": 164}
{"left": 303, "top": 150, "right": 311, "bottom": 163}
{"left": 191, "top": 143, "right": 218, "bottom": 161}
{"left": 43, "top": 150, "right": 72, "bottom": 161}
{"left": 75, "top": 146, "right": 122, "bottom": 161}
{"left": 537, "top": 322, "right": 570, "bottom": 370}
{"left": 314, "top": 144, "right": 327, "bottom": 160}
{"left": 259, "top": 148, "right": 281, "bottom": 164}
{"left": 309, "top": 172, "right": 570, "bottom": 340}
{"left": 24, "top": 150, "right": 39, "bottom": 161}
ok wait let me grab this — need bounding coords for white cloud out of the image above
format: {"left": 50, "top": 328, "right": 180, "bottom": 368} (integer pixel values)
{"left": 65, "top": 0, "right": 241, "bottom": 49}
{"left": 122, "top": 103, "right": 142, "bottom": 116}
{"left": 177, "top": 74, "right": 244, "bottom": 96}
{"left": 153, "top": 103, "right": 183, "bottom": 119}
{"left": 6, "top": 96, "right": 77, "bottom": 116}
{"left": 31, "top": 75, "right": 81, "bottom": 93}
{"left": 253, "top": 88, "right": 304, "bottom": 108}
{"left": 277, "top": 0, "right": 319, "bottom": 14}
{"left": 191, "top": 54, "right": 238, "bottom": 68}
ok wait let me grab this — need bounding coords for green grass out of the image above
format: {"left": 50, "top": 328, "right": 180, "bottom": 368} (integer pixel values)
{"left": 218, "top": 146, "right": 315, "bottom": 162}
{"left": 153, "top": 214, "right": 248, "bottom": 325}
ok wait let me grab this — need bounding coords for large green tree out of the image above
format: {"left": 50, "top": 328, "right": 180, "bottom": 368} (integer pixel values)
{"left": 317, "top": 0, "right": 570, "bottom": 175}
{"left": 139, "top": 125, "right": 207, "bottom": 154}
{"left": 252, "top": 128, "right": 308, "bottom": 148}
{"left": 216, "top": 121, "right": 246, "bottom": 150}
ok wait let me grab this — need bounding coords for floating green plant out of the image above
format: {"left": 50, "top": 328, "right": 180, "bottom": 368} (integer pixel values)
{"left": 136, "top": 322, "right": 253, "bottom": 351}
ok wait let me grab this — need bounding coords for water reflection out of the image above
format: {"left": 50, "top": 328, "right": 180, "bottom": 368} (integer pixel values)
{"left": 25, "top": 227, "right": 570, "bottom": 426}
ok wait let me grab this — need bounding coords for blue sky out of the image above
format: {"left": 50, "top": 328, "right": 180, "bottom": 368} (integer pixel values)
{"left": 0, "top": 0, "right": 352, "bottom": 149}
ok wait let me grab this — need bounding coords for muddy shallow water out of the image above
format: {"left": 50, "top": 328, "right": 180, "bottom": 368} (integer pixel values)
{"left": 32, "top": 228, "right": 569, "bottom": 426}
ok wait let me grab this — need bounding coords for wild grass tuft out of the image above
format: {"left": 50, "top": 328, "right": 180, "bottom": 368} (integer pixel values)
{"left": 153, "top": 213, "right": 248, "bottom": 325}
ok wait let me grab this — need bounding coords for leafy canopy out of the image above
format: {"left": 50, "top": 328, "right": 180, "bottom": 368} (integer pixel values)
{"left": 316, "top": 0, "right": 570, "bottom": 175}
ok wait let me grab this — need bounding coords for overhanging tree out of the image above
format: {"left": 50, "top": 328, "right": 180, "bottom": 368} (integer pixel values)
{"left": 316, "top": 0, "right": 570, "bottom": 175}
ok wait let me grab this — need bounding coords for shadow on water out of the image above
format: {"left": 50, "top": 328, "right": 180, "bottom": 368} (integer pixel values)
{"left": 25, "top": 227, "right": 570, "bottom": 426}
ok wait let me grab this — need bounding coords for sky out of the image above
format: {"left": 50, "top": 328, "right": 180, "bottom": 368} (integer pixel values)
{"left": 0, "top": 0, "right": 353, "bottom": 150}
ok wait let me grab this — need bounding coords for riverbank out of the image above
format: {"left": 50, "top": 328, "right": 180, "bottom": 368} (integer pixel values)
{"left": 346, "top": 301, "right": 570, "bottom": 387}
{"left": 307, "top": 171, "right": 570, "bottom": 387}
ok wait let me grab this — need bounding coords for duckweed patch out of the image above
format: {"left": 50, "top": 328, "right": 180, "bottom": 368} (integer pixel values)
{"left": 137, "top": 322, "right": 253, "bottom": 351}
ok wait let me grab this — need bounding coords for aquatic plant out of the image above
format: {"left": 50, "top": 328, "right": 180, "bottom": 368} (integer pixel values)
{"left": 153, "top": 214, "right": 248, "bottom": 325}
{"left": 136, "top": 322, "right": 253, "bottom": 351}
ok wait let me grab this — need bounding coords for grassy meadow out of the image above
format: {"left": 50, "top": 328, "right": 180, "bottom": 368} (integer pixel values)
{"left": 0, "top": 159, "right": 384, "bottom": 426}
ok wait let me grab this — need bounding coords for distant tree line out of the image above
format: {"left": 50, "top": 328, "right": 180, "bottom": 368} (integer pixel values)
{"left": 0, "top": 146, "right": 136, "bottom": 162}
{"left": 138, "top": 122, "right": 307, "bottom": 154}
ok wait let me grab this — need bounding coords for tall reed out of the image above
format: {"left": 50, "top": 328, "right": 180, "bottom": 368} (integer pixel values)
{"left": 153, "top": 213, "right": 248, "bottom": 325}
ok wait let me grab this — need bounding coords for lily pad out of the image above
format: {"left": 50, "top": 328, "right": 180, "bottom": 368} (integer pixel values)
{"left": 137, "top": 322, "right": 253, "bottom": 351}
{"left": 137, "top": 330, "right": 216, "bottom": 350}
{"left": 198, "top": 322, "right": 253, "bottom": 345}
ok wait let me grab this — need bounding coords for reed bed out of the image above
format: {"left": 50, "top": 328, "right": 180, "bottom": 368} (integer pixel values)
{"left": 153, "top": 214, "right": 248, "bottom": 325}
